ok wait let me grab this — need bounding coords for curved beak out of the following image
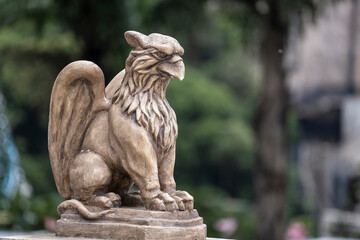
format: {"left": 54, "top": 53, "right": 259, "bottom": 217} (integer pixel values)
{"left": 157, "top": 55, "right": 185, "bottom": 81}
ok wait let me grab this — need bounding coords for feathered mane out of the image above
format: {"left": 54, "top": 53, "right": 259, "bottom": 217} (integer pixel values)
{"left": 112, "top": 49, "right": 178, "bottom": 153}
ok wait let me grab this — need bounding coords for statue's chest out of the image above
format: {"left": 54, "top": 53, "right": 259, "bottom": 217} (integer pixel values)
{"left": 118, "top": 92, "right": 177, "bottom": 154}
{"left": 155, "top": 119, "right": 177, "bottom": 154}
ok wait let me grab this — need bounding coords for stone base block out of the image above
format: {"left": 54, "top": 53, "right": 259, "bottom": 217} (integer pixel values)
{"left": 1, "top": 234, "right": 230, "bottom": 240}
{"left": 56, "top": 207, "right": 207, "bottom": 240}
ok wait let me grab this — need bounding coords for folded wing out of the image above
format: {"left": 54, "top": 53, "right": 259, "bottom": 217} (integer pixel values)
{"left": 48, "top": 61, "right": 110, "bottom": 199}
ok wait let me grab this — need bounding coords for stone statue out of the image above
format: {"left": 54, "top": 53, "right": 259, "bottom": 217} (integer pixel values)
{"left": 48, "top": 31, "right": 206, "bottom": 239}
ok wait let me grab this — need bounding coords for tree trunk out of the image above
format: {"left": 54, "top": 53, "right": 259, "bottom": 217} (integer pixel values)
{"left": 254, "top": 12, "right": 288, "bottom": 240}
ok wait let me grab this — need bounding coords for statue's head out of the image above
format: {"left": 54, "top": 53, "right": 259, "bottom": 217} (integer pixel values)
{"left": 124, "top": 31, "right": 185, "bottom": 81}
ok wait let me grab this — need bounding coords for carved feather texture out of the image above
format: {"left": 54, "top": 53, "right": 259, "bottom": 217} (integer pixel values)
{"left": 113, "top": 49, "right": 177, "bottom": 153}
{"left": 48, "top": 61, "right": 109, "bottom": 199}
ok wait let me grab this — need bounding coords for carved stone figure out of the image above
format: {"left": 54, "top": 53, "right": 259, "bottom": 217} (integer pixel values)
{"left": 48, "top": 30, "right": 196, "bottom": 218}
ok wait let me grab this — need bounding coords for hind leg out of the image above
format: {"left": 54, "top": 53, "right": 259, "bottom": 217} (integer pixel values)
{"left": 69, "top": 152, "right": 120, "bottom": 208}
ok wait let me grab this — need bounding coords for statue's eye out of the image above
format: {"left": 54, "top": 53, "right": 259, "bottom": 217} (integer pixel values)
{"left": 155, "top": 52, "right": 167, "bottom": 59}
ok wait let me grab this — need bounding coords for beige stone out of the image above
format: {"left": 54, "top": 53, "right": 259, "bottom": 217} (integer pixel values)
{"left": 48, "top": 30, "right": 206, "bottom": 239}
{"left": 0, "top": 234, "right": 230, "bottom": 240}
{"left": 56, "top": 207, "right": 206, "bottom": 239}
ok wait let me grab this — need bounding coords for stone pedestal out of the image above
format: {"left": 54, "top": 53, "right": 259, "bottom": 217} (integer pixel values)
{"left": 56, "top": 207, "right": 206, "bottom": 240}
{"left": 0, "top": 234, "right": 229, "bottom": 240}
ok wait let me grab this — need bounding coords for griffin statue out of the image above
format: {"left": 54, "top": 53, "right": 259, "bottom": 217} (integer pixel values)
{"left": 48, "top": 31, "right": 194, "bottom": 219}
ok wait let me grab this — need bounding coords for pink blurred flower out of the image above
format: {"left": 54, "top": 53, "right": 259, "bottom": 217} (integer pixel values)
{"left": 44, "top": 216, "right": 57, "bottom": 232}
{"left": 286, "top": 221, "right": 308, "bottom": 240}
{"left": 214, "top": 217, "right": 238, "bottom": 236}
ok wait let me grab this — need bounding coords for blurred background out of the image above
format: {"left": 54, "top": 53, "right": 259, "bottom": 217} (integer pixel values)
{"left": 1, "top": 0, "right": 360, "bottom": 239}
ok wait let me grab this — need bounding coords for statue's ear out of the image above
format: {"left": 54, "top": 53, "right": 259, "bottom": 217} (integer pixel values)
{"left": 125, "top": 31, "right": 148, "bottom": 49}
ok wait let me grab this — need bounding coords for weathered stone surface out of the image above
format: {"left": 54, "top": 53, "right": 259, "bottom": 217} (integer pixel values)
{"left": 47, "top": 30, "right": 206, "bottom": 239}
{"left": 56, "top": 207, "right": 206, "bottom": 240}
{"left": 49, "top": 30, "right": 195, "bottom": 216}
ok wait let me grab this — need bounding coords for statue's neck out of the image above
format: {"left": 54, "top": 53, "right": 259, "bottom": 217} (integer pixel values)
{"left": 122, "top": 71, "right": 170, "bottom": 100}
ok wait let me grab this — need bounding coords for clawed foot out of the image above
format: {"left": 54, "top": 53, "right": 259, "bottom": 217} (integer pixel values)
{"left": 106, "top": 192, "right": 121, "bottom": 207}
{"left": 144, "top": 190, "right": 194, "bottom": 212}
{"left": 87, "top": 192, "right": 121, "bottom": 208}
{"left": 169, "top": 190, "right": 194, "bottom": 211}
{"left": 146, "top": 192, "right": 178, "bottom": 211}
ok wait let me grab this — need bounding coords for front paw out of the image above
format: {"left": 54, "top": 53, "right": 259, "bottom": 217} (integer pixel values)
{"left": 144, "top": 192, "right": 178, "bottom": 212}
{"left": 169, "top": 190, "right": 194, "bottom": 211}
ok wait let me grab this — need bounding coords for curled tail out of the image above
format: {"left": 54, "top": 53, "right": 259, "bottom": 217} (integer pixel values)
{"left": 57, "top": 199, "right": 114, "bottom": 220}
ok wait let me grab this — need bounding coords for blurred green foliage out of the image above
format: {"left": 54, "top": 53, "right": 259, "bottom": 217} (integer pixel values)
{"left": 0, "top": 1, "right": 259, "bottom": 237}
{"left": 0, "top": 0, "right": 315, "bottom": 238}
{"left": 168, "top": 67, "right": 256, "bottom": 198}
